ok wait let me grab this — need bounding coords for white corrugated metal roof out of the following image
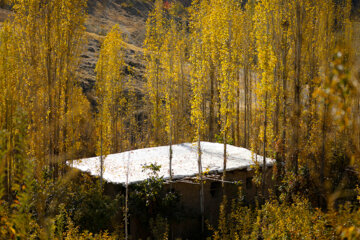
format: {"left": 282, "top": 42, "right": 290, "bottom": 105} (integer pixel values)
{"left": 67, "top": 142, "right": 274, "bottom": 185}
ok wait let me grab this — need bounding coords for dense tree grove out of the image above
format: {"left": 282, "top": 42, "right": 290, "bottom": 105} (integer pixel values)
{"left": 1, "top": 0, "right": 360, "bottom": 239}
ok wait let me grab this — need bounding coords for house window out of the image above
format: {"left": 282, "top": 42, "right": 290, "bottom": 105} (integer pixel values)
{"left": 210, "top": 182, "right": 221, "bottom": 198}
{"left": 246, "top": 177, "right": 253, "bottom": 190}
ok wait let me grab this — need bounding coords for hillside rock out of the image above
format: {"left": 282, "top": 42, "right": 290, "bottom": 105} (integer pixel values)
{"left": 80, "top": 0, "right": 152, "bottom": 101}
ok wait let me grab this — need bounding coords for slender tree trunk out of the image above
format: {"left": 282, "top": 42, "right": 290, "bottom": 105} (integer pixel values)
{"left": 155, "top": 57, "right": 160, "bottom": 145}
{"left": 262, "top": 91, "right": 268, "bottom": 198}
{"left": 320, "top": 102, "right": 328, "bottom": 183}
{"left": 169, "top": 118, "right": 173, "bottom": 189}
{"left": 197, "top": 126, "right": 204, "bottom": 234}
{"left": 244, "top": 66, "right": 248, "bottom": 148}
{"left": 180, "top": 58, "right": 185, "bottom": 142}
{"left": 209, "top": 64, "right": 215, "bottom": 142}
{"left": 236, "top": 71, "right": 240, "bottom": 146}
{"left": 202, "top": 94, "right": 206, "bottom": 135}
{"left": 169, "top": 48, "right": 174, "bottom": 189}
{"left": 46, "top": 3, "right": 54, "bottom": 175}
{"left": 281, "top": 34, "right": 288, "bottom": 175}
{"left": 114, "top": 105, "right": 118, "bottom": 153}
{"left": 358, "top": 97, "right": 360, "bottom": 150}
{"left": 222, "top": 132, "right": 227, "bottom": 188}
{"left": 249, "top": 70, "right": 252, "bottom": 146}
{"left": 292, "top": 1, "right": 302, "bottom": 175}
{"left": 274, "top": 65, "right": 280, "bottom": 144}
{"left": 125, "top": 152, "right": 129, "bottom": 240}
{"left": 100, "top": 124, "right": 103, "bottom": 189}
{"left": 223, "top": 20, "right": 231, "bottom": 191}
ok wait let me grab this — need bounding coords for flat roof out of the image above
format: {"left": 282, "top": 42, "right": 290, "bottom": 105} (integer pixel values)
{"left": 67, "top": 142, "right": 274, "bottom": 185}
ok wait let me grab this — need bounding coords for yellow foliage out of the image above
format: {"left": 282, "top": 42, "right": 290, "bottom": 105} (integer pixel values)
{"left": 95, "top": 24, "right": 125, "bottom": 157}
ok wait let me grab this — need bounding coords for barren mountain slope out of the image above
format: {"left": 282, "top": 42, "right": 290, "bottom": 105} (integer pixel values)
{"left": 80, "top": 0, "right": 153, "bottom": 104}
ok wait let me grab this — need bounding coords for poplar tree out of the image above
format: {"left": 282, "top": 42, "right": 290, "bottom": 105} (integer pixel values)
{"left": 162, "top": 19, "right": 176, "bottom": 184}
{"left": 253, "top": 0, "right": 278, "bottom": 195}
{"left": 311, "top": 0, "right": 353, "bottom": 194}
{"left": 0, "top": 21, "right": 23, "bottom": 201}
{"left": 144, "top": 0, "right": 166, "bottom": 145}
{"left": 240, "top": 2, "right": 256, "bottom": 149}
{"left": 125, "top": 79, "right": 140, "bottom": 149}
{"left": 211, "top": 0, "right": 240, "bottom": 186}
{"left": 160, "top": 16, "right": 190, "bottom": 185}
{"left": 95, "top": 24, "right": 125, "bottom": 188}
{"left": 0, "top": 0, "right": 88, "bottom": 232}
{"left": 189, "top": 0, "right": 209, "bottom": 233}
{"left": 8, "top": 0, "right": 88, "bottom": 177}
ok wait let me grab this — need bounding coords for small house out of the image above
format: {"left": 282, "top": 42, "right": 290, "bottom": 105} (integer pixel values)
{"left": 68, "top": 142, "right": 274, "bottom": 239}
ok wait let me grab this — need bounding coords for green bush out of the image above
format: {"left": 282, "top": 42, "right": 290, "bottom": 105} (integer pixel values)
{"left": 129, "top": 163, "right": 182, "bottom": 238}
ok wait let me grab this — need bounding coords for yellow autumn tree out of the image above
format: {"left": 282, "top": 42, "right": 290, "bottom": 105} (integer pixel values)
{"left": 95, "top": 24, "right": 125, "bottom": 188}
{"left": 211, "top": 0, "right": 241, "bottom": 185}
{"left": 0, "top": 0, "right": 89, "bottom": 233}
{"left": 8, "top": 0, "right": 88, "bottom": 177}
{"left": 188, "top": 0, "right": 212, "bottom": 233}
{"left": 0, "top": 20, "right": 24, "bottom": 202}
{"left": 144, "top": 0, "right": 167, "bottom": 145}
{"left": 252, "top": 0, "right": 278, "bottom": 194}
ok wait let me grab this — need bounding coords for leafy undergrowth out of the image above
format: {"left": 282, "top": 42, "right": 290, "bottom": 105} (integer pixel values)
{"left": 209, "top": 193, "right": 360, "bottom": 240}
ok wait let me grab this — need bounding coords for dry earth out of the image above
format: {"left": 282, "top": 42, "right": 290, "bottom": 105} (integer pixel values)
{"left": 80, "top": 0, "right": 154, "bottom": 104}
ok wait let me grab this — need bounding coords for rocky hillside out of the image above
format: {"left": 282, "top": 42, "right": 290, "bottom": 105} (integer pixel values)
{"left": 80, "top": 0, "right": 154, "bottom": 104}
{"left": 80, "top": 0, "right": 191, "bottom": 104}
